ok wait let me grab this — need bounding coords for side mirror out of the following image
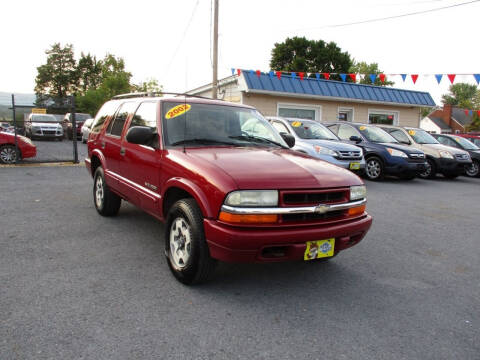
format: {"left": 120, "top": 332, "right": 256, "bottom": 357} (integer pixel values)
{"left": 126, "top": 126, "right": 156, "bottom": 146}
{"left": 349, "top": 135, "right": 362, "bottom": 143}
{"left": 280, "top": 132, "right": 295, "bottom": 148}
{"left": 400, "top": 140, "right": 411, "bottom": 145}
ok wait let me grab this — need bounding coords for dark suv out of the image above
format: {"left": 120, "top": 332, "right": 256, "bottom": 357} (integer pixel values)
{"left": 432, "top": 133, "right": 480, "bottom": 177}
{"left": 325, "top": 122, "right": 426, "bottom": 181}
{"left": 86, "top": 94, "right": 372, "bottom": 284}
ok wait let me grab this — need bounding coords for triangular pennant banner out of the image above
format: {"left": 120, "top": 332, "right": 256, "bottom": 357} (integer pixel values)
{"left": 315, "top": 73, "right": 320, "bottom": 80}
{"left": 447, "top": 74, "right": 456, "bottom": 84}
{"left": 276, "top": 71, "right": 282, "bottom": 80}
{"left": 474, "top": 74, "right": 480, "bottom": 84}
{"left": 291, "top": 72, "right": 296, "bottom": 79}
{"left": 411, "top": 74, "right": 419, "bottom": 84}
{"left": 369, "top": 74, "right": 377, "bottom": 84}
{"left": 435, "top": 74, "right": 443, "bottom": 84}
{"left": 400, "top": 74, "right": 407, "bottom": 82}
{"left": 379, "top": 74, "right": 386, "bottom": 83}
{"left": 256, "top": 70, "right": 261, "bottom": 77}
{"left": 323, "top": 73, "right": 330, "bottom": 80}
{"left": 340, "top": 74, "right": 347, "bottom": 82}
{"left": 299, "top": 72, "right": 304, "bottom": 80}
{"left": 477, "top": 110, "right": 480, "bottom": 117}
{"left": 469, "top": 110, "right": 473, "bottom": 116}
{"left": 237, "top": 69, "right": 241, "bottom": 76}
{"left": 269, "top": 71, "right": 274, "bottom": 78}
{"left": 249, "top": 70, "right": 255, "bottom": 75}
{"left": 231, "top": 68, "right": 235, "bottom": 75}
{"left": 349, "top": 73, "right": 356, "bottom": 82}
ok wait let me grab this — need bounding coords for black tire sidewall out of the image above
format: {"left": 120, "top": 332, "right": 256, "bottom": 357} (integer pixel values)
{"left": 466, "top": 160, "right": 479, "bottom": 177}
{"left": 365, "top": 156, "right": 384, "bottom": 180}
{"left": 420, "top": 158, "right": 436, "bottom": 179}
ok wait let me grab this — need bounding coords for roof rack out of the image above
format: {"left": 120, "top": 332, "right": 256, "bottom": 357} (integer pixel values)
{"left": 111, "top": 92, "right": 214, "bottom": 100}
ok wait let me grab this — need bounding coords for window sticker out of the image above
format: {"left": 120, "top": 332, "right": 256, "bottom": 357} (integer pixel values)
{"left": 359, "top": 126, "right": 366, "bottom": 130}
{"left": 291, "top": 121, "right": 302, "bottom": 127}
{"left": 165, "top": 104, "right": 191, "bottom": 119}
{"left": 408, "top": 130, "right": 416, "bottom": 136}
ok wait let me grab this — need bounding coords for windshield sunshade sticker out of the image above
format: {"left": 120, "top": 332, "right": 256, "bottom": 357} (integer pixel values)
{"left": 166, "top": 104, "right": 191, "bottom": 119}
{"left": 408, "top": 130, "right": 416, "bottom": 136}
{"left": 359, "top": 126, "right": 366, "bottom": 130}
{"left": 291, "top": 121, "right": 302, "bottom": 127}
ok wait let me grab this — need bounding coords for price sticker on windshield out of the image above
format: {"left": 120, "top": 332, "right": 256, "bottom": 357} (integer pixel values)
{"left": 359, "top": 126, "right": 366, "bottom": 130}
{"left": 166, "top": 104, "right": 191, "bottom": 119}
{"left": 408, "top": 130, "right": 416, "bottom": 136}
{"left": 291, "top": 121, "right": 302, "bottom": 127}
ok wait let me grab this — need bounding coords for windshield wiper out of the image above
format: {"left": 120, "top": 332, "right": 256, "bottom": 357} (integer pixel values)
{"left": 171, "top": 138, "right": 240, "bottom": 146}
{"left": 229, "top": 135, "right": 287, "bottom": 148}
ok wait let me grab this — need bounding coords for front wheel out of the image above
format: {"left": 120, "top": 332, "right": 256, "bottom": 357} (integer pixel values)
{"left": 165, "top": 199, "right": 217, "bottom": 285}
{"left": 364, "top": 156, "right": 384, "bottom": 181}
{"left": 465, "top": 160, "right": 479, "bottom": 177}
{"left": 419, "top": 158, "right": 436, "bottom": 179}
{"left": 93, "top": 167, "right": 121, "bottom": 216}
{"left": 0, "top": 145, "right": 20, "bottom": 164}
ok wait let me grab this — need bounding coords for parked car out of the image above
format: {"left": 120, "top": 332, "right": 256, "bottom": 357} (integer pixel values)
{"left": 325, "top": 122, "right": 426, "bottom": 181}
{"left": 431, "top": 133, "right": 480, "bottom": 177}
{"left": 378, "top": 126, "right": 472, "bottom": 179}
{"left": 81, "top": 118, "right": 94, "bottom": 143}
{"left": 266, "top": 117, "right": 365, "bottom": 172}
{"left": 86, "top": 94, "right": 372, "bottom": 284}
{"left": 456, "top": 133, "right": 480, "bottom": 147}
{"left": 63, "top": 113, "right": 92, "bottom": 140}
{"left": 0, "top": 131, "right": 37, "bottom": 164}
{"left": 25, "top": 114, "right": 63, "bottom": 140}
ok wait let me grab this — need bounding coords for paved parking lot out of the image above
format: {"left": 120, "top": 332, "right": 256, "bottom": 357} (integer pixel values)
{"left": 1, "top": 166, "right": 479, "bottom": 359}
{"left": 21, "top": 139, "right": 87, "bottom": 163}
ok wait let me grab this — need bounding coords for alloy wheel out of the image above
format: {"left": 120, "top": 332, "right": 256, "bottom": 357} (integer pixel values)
{"left": 466, "top": 161, "right": 479, "bottom": 177}
{"left": 95, "top": 176, "right": 104, "bottom": 208}
{"left": 0, "top": 146, "right": 17, "bottom": 164}
{"left": 169, "top": 217, "right": 192, "bottom": 269}
{"left": 366, "top": 159, "right": 381, "bottom": 179}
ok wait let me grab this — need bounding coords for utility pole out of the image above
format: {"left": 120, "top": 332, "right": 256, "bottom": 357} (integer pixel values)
{"left": 212, "top": 0, "right": 219, "bottom": 99}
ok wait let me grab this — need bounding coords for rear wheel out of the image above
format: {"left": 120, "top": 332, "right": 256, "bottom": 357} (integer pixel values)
{"left": 364, "top": 156, "right": 384, "bottom": 181}
{"left": 0, "top": 145, "right": 20, "bottom": 164}
{"left": 419, "top": 158, "right": 436, "bottom": 179}
{"left": 93, "top": 167, "right": 121, "bottom": 216}
{"left": 165, "top": 198, "right": 217, "bottom": 285}
{"left": 465, "top": 160, "right": 479, "bottom": 177}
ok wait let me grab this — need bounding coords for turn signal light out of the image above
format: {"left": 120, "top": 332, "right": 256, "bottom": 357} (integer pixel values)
{"left": 347, "top": 204, "right": 366, "bottom": 216}
{"left": 218, "top": 212, "right": 278, "bottom": 224}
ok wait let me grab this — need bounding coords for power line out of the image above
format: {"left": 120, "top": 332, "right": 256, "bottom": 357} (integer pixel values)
{"left": 299, "top": 0, "right": 480, "bottom": 29}
{"left": 166, "top": 0, "right": 200, "bottom": 72}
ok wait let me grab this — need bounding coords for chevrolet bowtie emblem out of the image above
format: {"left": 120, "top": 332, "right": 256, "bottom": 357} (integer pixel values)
{"left": 314, "top": 204, "right": 329, "bottom": 214}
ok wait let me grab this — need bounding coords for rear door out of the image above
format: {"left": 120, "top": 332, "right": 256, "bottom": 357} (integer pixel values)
{"left": 117, "top": 101, "right": 162, "bottom": 214}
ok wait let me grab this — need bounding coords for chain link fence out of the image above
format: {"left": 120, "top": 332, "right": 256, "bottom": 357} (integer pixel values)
{"left": 0, "top": 94, "right": 90, "bottom": 164}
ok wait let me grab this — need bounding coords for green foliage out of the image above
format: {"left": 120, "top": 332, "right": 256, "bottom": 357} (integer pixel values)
{"left": 349, "top": 61, "right": 394, "bottom": 86}
{"left": 466, "top": 113, "right": 480, "bottom": 132}
{"left": 270, "top": 37, "right": 352, "bottom": 81}
{"left": 76, "top": 53, "right": 102, "bottom": 95}
{"left": 132, "top": 78, "right": 163, "bottom": 93}
{"left": 420, "top": 107, "right": 433, "bottom": 118}
{"left": 441, "top": 83, "right": 478, "bottom": 108}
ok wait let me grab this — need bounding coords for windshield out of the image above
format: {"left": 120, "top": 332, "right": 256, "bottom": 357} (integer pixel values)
{"left": 453, "top": 136, "right": 479, "bottom": 150}
{"left": 162, "top": 102, "right": 287, "bottom": 148}
{"left": 288, "top": 120, "right": 338, "bottom": 140}
{"left": 408, "top": 129, "right": 439, "bottom": 144}
{"left": 358, "top": 126, "right": 398, "bottom": 143}
{"left": 31, "top": 115, "right": 58, "bottom": 122}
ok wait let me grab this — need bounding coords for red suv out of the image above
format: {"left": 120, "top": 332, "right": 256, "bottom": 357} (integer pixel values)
{"left": 85, "top": 94, "right": 372, "bottom": 284}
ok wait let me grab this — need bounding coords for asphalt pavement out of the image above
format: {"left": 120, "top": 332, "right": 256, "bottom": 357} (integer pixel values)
{"left": 21, "top": 138, "right": 87, "bottom": 163}
{"left": 1, "top": 166, "right": 479, "bottom": 359}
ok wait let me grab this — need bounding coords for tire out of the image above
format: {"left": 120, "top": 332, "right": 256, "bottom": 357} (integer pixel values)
{"left": 419, "top": 158, "right": 436, "bottom": 179}
{"left": 165, "top": 198, "right": 217, "bottom": 285}
{"left": 93, "top": 167, "right": 121, "bottom": 216}
{"left": 364, "top": 156, "right": 384, "bottom": 181}
{"left": 0, "top": 145, "right": 20, "bottom": 164}
{"left": 465, "top": 160, "right": 479, "bottom": 177}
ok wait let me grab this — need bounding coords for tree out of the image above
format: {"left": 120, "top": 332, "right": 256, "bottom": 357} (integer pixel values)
{"left": 132, "top": 78, "right": 163, "bottom": 93}
{"left": 466, "top": 113, "right": 480, "bottom": 132}
{"left": 441, "top": 83, "right": 478, "bottom": 108}
{"left": 76, "top": 53, "right": 102, "bottom": 95}
{"left": 349, "top": 61, "right": 394, "bottom": 86}
{"left": 35, "top": 43, "right": 77, "bottom": 105}
{"left": 270, "top": 37, "right": 352, "bottom": 81}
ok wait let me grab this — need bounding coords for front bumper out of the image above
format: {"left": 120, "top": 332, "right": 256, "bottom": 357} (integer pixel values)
{"left": 437, "top": 158, "right": 471, "bottom": 175}
{"left": 204, "top": 214, "right": 372, "bottom": 263}
{"left": 385, "top": 158, "right": 426, "bottom": 176}
{"left": 21, "top": 144, "right": 36, "bottom": 159}
{"left": 327, "top": 156, "right": 365, "bottom": 171}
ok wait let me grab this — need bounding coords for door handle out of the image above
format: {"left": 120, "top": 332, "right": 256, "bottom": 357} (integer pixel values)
{"left": 120, "top": 148, "right": 126, "bottom": 156}
{"left": 101, "top": 141, "right": 105, "bottom": 149}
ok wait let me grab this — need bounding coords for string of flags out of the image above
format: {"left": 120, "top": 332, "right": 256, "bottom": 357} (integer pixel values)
{"left": 464, "top": 109, "right": 480, "bottom": 117}
{"left": 230, "top": 68, "right": 480, "bottom": 86}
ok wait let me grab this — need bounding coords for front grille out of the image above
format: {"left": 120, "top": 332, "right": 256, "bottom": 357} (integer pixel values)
{"left": 455, "top": 153, "right": 469, "bottom": 161}
{"left": 409, "top": 153, "right": 425, "bottom": 159}
{"left": 42, "top": 130, "right": 57, "bottom": 135}
{"left": 283, "top": 191, "right": 346, "bottom": 205}
{"left": 282, "top": 210, "right": 344, "bottom": 223}
{"left": 338, "top": 150, "right": 362, "bottom": 159}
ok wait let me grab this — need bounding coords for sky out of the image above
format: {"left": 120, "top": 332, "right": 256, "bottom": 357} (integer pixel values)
{"left": 1, "top": 0, "right": 479, "bottom": 106}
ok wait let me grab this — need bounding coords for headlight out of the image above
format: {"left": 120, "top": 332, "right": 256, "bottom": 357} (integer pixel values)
{"left": 439, "top": 150, "right": 454, "bottom": 159}
{"left": 350, "top": 185, "right": 366, "bottom": 201}
{"left": 386, "top": 147, "right": 408, "bottom": 158}
{"left": 224, "top": 190, "right": 278, "bottom": 207}
{"left": 314, "top": 145, "right": 338, "bottom": 156}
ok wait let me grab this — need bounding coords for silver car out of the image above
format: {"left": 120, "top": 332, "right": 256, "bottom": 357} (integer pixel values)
{"left": 267, "top": 117, "right": 365, "bottom": 171}
{"left": 25, "top": 114, "right": 63, "bottom": 140}
{"left": 81, "top": 118, "right": 94, "bottom": 143}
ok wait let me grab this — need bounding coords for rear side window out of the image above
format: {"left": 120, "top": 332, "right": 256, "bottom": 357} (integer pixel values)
{"left": 272, "top": 121, "right": 290, "bottom": 134}
{"left": 389, "top": 129, "right": 410, "bottom": 144}
{"left": 337, "top": 124, "right": 359, "bottom": 140}
{"left": 129, "top": 102, "right": 157, "bottom": 130}
{"left": 91, "top": 101, "right": 120, "bottom": 133}
{"left": 107, "top": 102, "right": 138, "bottom": 137}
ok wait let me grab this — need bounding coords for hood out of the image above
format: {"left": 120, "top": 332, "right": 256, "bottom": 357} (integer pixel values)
{"left": 422, "top": 143, "right": 469, "bottom": 155}
{"left": 378, "top": 142, "right": 423, "bottom": 154}
{"left": 185, "top": 147, "right": 363, "bottom": 189}
{"left": 299, "top": 139, "right": 362, "bottom": 152}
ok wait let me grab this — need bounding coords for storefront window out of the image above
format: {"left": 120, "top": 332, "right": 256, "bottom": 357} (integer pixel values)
{"left": 278, "top": 108, "right": 315, "bottom": 120}
{"left": 369, "top": 112, "right": 397, "bottom": 125}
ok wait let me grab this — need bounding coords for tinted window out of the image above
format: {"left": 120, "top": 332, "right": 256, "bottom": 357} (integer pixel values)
{"left": 326, "top": 124, "right": 339, "bottom": 134}
{"left": 289, "top": 120, "right": 337, "bottom": 140}
{"left": 108, "top": 102, "right": 138, "bottom": 137}
{"left": 272, "top": 121, "right": 290, "bottom": 134}
{"left": 337, "top": 124, "right": 359, "bottom": 140}
{"left": 408, "top": 129, "right": 438, "bottom": 144}
{"left": 388, "top": 129, "right": 410, "bottom": 144}
{"left": 91, "top": 101, "right": 121, "bottom": 133}
{"left": 129, "top": 102, "right": 157, "bottom": 129}
{"left": 436, "top": 136, "right": 456, "bottom": 147}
